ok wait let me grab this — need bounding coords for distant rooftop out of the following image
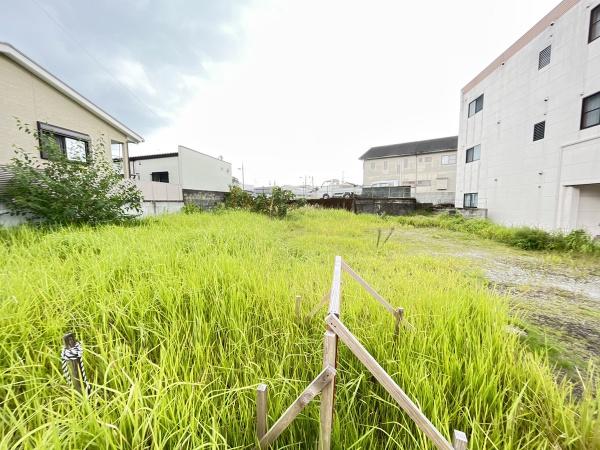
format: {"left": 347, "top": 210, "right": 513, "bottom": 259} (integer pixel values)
{"left": 359, "top": 136, "right": 458, "bottom": 160}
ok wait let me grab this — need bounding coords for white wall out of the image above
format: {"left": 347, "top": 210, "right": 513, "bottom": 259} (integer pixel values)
{"left": 131, "top": 156, "right": 181, "bottom": 185}
{"left": 178, "top": 145, "right": 232, "bottom": 192}
{"left": 456, "top": 0, "right": 600, "bottom": 235}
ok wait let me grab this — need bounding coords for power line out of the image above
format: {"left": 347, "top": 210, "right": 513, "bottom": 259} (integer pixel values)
{"left": 29, "top": 0, "right": 163, "bottom": 123}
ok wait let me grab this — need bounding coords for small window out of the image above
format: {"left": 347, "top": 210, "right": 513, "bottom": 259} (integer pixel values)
{"left": 590, "top": 4, "right": 600, "bottom": 43}
{"left": 468, "top": 94, "right": 484, "bottom": 117}
{"left": 37, "top": 122, "right": 90, "bottom": 162}
{"left": 581, "top": 92, "right": 600, "bottom": 129}
{"left": 466, "top": 145, "right": 481, "bottom": 163}
{"left": 417, "top": 180, "right": 431, "bottom": 186}
{"left": 464, "top": 193, "right": 478, "bottom": 208}
{"left": 383, "top": 161, "right": 388, "bottom": 170}
{"left": 533, "top": 121, "right": 546, "bottom": 141}
{"left": 441, "top": 154, "right": 457, "bottom": 165}
{"left": 538, "top": 45, "right": 551, "bottom": 70}
{"left": 151, "top": 171, "right": 169, "bottom": 183}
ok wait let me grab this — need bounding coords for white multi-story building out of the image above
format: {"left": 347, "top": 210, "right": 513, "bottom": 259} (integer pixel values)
{"left": 456, "top": 0, "right": 600, "bottom": 237}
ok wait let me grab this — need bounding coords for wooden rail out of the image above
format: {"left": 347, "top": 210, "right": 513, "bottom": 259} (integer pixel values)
{"left": 258, "top": 366, "right": 336, "bottom": 449}
{"left": 256, "top": 256, "right": 468, "bottom": 449}
{"left": 325, "top": 314, "right": 455, "bottom": 450}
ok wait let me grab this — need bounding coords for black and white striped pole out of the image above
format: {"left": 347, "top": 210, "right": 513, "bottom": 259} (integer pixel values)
{"left": 61, "top": 332, "right": 91, "bottom": 395}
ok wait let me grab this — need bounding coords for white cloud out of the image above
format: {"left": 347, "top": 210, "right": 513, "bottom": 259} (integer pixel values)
{"left": 133, "top": 0, "right": 560, "bottom": 187}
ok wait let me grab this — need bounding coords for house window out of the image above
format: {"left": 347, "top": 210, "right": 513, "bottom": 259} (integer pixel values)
{"left": 538, "top": 45, "right": 551, "bottom": 70}
{"left": 533, "top": 121, "right": 546, "bottom": 141}
{"left": 151, "top": 171, "right": 169, "bottom": 183}
{"left": 383, "top": 161, "right": 388, "bottom": 170}
{"left": 111, "top": 142, "right": 124, "bottom": 174}
{"left": 466, "top": 145, "right": 481, "bottom": 163}
{"left": 37, "top": 122, "right": 89, "bottom": 162}
{"left": 590, "top": 4, "right": 600, "bottom": 43}
{"left": 464, "top": 193, "right": 478, "bottom": 208}
{"left": 581, "top": 91, "right": 600, "bottom": 129}
{"left": 468, "top": 94, "right": 484, "bottom": 117}
{"left": 417, "top": 180, "right": 431, "bottom": 186}
{"left": 441, "top": 154, "right": 457, "bottom": 165}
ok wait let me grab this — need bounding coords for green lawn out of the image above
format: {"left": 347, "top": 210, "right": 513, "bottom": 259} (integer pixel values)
{"left": 0, "top": 209, "right": 598, "bottom": 449}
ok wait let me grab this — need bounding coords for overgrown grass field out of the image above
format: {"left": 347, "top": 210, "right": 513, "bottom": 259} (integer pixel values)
{"left": 0, "top": 209, "right": 598, "bottom": 449}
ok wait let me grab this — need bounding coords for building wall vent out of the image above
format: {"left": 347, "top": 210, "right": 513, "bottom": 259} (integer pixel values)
{"left": 533, "top": 121, "right": 546, "bottom": 141}
{"left": 538, "top": 45, "right": 551, "bottom": 70}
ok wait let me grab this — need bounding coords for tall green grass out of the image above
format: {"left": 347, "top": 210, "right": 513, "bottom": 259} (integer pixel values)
{"left": 0, "top": 209, "right": 598, "bottom": 449}
{"left": 395, "top": 213, "right": 600, "bottom": 255}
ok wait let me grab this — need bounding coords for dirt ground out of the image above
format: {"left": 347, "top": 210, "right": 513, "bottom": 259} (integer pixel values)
{"left": 393, "top": 227, "right": 600, "bottom": 385}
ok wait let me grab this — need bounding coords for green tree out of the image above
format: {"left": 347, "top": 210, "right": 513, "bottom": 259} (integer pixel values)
{"left": 0, "top": 121, "right": 142, "bottom": 225}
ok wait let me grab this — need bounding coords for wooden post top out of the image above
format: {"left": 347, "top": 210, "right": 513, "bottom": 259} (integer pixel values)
{"left": 63, "top": 332, "right": 77, "bottom": 348}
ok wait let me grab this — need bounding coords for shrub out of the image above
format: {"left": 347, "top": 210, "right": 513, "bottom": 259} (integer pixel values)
{"left": 225, "top": 185, "right": 296, "bottom": 218}
{"left": 181, "top": 203, "right": 203, "bottom": 214}
{"left": 0, "top": 122, "right": 142, "bottom": 225}
{"left": 396, "top": 213, "right": 600, "bottom": 255}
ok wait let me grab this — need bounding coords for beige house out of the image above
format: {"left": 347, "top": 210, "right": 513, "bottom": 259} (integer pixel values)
{"left": 0, "top": 42, "right": 143, "bottom": 181}
{"left": 360, "top": 136, "right": 458, "bottom": 205}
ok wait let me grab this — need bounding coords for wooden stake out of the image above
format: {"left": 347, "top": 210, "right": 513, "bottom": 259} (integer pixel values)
{"left": 452, "top": 430, "right": 468, "bottom": 450}
{"left": 259, "top": 366, "right": 336, "bottom": 449}
{"left": 319, "top": 331, "right": 337, "bottom": 450}
{"left": 328, "top": 256, "right": 342, "bottom": 316}
{"left": 325, "top": 314, "right": 454, "bottom": 450}
{"left": 62, "top": 332, "right": 83, "bottom": 394}
{"left": 393, "top": 307, "right": 404, "bottom": 339}
{"left": 257, "top": 384, "right": 268, "bottom": 441}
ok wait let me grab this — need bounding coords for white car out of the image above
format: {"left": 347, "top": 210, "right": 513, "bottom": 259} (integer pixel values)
{"left": 310, "top": 180, "right": 362, "bottom": 199}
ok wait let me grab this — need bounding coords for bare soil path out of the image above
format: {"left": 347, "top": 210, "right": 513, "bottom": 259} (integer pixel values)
{"left": 393, "top": 227, "right": 600, "bottom": 382}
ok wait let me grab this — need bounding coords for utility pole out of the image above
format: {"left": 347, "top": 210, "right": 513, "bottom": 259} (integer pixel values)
{"left": 238, "top": 164, "right": 245, "bottom": 190}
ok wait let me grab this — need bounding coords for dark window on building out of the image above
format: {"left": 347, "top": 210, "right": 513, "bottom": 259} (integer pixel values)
{"left": 466, "top": 145, "right": 481, "bottom": 163}
{"left": 151, "top": 171, "right": 169, "bottom": 183}
{"left": 538, "top": 45, "right": 551, "bottom": 69}
{"left": 590, "top": 4, "right": 600, "bottom": 43}
{"left": 581, "top": 91, "right": 600, "bottom": 129}
{"left": 464, "top": 193, "right": 478, "bottom": 208}
{"left": 533, "top": 121, "right": 546, "bottom": 141}
{"left": 37, "top": 122, "right": 89, "bottom": 162}
{"left": 468, "top": 94, "right": 484, "bottom": 117}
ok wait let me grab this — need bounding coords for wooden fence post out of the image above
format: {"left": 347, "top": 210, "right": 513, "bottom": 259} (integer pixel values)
{"left": 319, "top": 256, "right": 342, "bottom": 450}
{"left": 62, "top": 332, "right": 84, "bottom": 394}
{"left": 393, "top": 307, "right": 404, "bottom": 339}
{"left": 257, "top": 384, "right": 268, "bottom": 441}
{"left": 452, "top": 430, "right": 468, "bottom": 450}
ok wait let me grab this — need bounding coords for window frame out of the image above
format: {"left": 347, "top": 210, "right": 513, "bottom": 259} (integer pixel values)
{"left": 465, "top": 145, "right": 481, "bottom": 163}
{"left": 151, "top": 171, "right": 170, "bottom": 183}
{"left": 468, "top": 94, "right": 484, "bottom": 117}
{"left": 590, "top": 4, "right": 600, "bottom": 43}
{"left": 581, "top": 91, "right": 600, "bottom": 130}
{"left": 463, "top": 193, "right": 478, "bottom": 208}
{"left": 37, "top": 122, "right": 90, "bottom": 162}
{"left": 441, "top": 154, "right": 457, "bottom": 165}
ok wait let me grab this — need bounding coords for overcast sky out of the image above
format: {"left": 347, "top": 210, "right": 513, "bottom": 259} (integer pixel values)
{"left": 1, "top": 0, "right": 559, "bottom": 187}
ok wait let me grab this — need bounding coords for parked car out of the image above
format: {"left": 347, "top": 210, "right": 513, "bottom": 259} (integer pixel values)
{"left": 310, "top": 180, "right": 362, "bottom": 199}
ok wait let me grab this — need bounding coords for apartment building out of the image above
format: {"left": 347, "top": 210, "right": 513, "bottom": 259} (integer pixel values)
{"left": 360, "top": 136, "right": 458, "bottom": 205}
{"left": 456, "top": 0, "right": 600, "bottom": 237}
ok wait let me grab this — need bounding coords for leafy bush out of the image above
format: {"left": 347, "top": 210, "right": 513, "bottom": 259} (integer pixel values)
{"left": 181, "top": 203, "right": 203, "bottom": 214}
{"left": 225, "top": 185, "right": 295, "bottom": 218}
{"left": 396, "top": 213, "right": 600, "bottom": 255}
{"left": 0, "top": 122, "right": 142, "bottom": 225}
